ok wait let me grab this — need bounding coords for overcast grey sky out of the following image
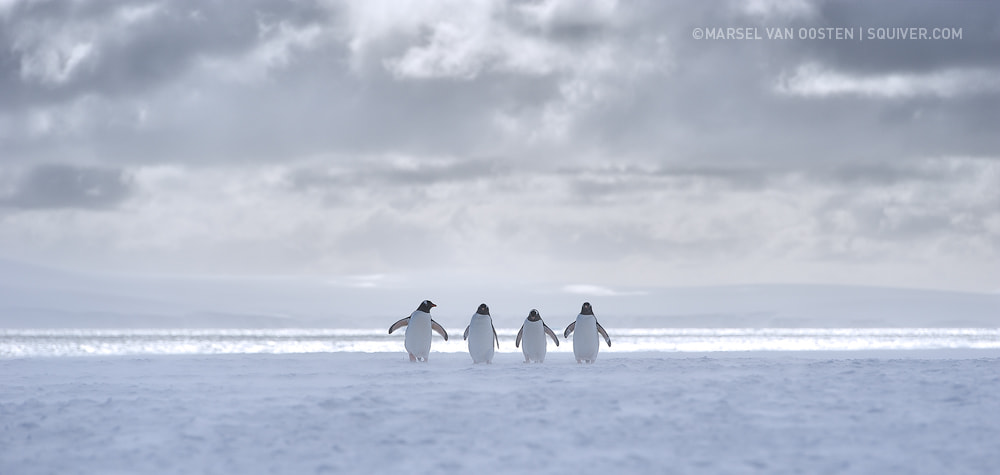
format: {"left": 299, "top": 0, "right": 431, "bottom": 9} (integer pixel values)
{"left": 1, "top": 0, "right": 998, "bottom": 299}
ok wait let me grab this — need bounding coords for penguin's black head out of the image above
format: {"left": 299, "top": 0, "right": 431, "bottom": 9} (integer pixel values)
{"left": 476, "top": 303, "right": 490, "bottom": 315}
{"left": 527, "top": 309, "right": 541, "bottom": 322}
{"left": 417, "top": 300, "right": 437, "bottom": 312}
{"left": 581, "top": 302, "right": 594, "bottom": 315}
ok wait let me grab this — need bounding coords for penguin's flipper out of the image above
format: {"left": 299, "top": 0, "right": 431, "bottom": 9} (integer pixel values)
{"left": 563, "top": 321, "right": 576, "bottom": 338}
{"left": 388, "top": 317, "right": 410, "bottom": 334}
{"left": 463, "top": 325, "right": 470, "bottom": 341}
{"left": 431, "top": 319, "right": 449, "bottom": 341}
{"left": 491, "top": 322, "right": 500, "bottom": 349}
{"left": 543, "top": 323, "right": 560, "bottom": 346}
{"left": 596, "top": 321, "right": 611, "bottom": 347}
{"left": 515, "top": 325, "right": 524, "bottom": 348}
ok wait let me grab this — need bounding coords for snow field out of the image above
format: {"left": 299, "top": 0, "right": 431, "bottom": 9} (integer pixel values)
{"left": 2, "top": 351, "right": 999, "bottom": 474}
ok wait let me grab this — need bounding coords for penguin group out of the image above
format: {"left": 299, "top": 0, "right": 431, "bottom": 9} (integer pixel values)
{"left": 388, "top": 300, "right": 611, "bottom": 364}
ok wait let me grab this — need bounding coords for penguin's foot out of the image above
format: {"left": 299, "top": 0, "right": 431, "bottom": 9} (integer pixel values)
{"left": 408, "top": 353, "right": 416, "bottom": 362}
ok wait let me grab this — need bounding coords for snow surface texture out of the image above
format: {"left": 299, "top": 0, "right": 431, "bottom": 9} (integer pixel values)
{"left": 3, "top": 352, "right": 999, "bottom": 474}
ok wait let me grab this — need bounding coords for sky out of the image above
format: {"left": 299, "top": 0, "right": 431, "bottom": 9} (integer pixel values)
{"left": 1, "top": 0, "right": 999, "bottom": 323}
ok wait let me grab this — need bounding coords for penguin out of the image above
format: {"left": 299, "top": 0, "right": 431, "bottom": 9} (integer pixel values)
{"left": 463, "top": 303, "right": 499, "bottom": 364}
{"left": 515, "top": 309, "right": 559, "bottom": 363}
{"left": 388, "top": 300, "right": 448, "bottom": 362}
{"left": 563, "top": 302, "right": 611, "bottom": 364}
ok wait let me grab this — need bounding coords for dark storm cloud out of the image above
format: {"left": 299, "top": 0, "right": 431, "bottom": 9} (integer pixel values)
{"left": 0, "top": 163, "right": 132, "bottom": 209}
{"left": 557, "top": 1, "right": 1000, "bottom": 177}
{"left": 0, "top": 0, "right": 996, "bottom": 291}
{"left": 1, "top": 2, "right": 568, "bottom": 165}
{"left": 793, "top": 1, "right": 1000, "bottom": 74}
{"left": 502, "top": 0, "right": 618, "bottom": 43}
{"left": 0, "top": 0, "right": 333, "bottom": 109}
{"left": 3, "top": 0, "right": 996, "bottom": 169}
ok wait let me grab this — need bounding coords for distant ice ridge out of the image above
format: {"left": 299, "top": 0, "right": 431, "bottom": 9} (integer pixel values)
{"left": 3, "top": 328, "right": 999, "bottom": 358}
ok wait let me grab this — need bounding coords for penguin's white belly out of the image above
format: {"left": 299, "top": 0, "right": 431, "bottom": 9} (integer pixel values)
{"left": 404, "top": 312, "right": 432, "bottom": 359}
{"left": 521, "top": 320, "right": 547, "bottom": 362}
{"left": 573, "top": 315, "right": 599, "bottom": 361}
{"left": 468, "top": 316, "right": 495, "bottom": 363}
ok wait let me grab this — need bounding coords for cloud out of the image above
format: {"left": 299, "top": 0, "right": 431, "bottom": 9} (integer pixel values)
{"left": 0, "top": 163, "right": 133, "bottom": 210}
{"left": 327, "top": 273, "right": 391, "bottom": 289}
{"left": 288, "top": 157, "right": 508, "bottom": 190}
{"left": 727, "top": 1, "right": 1000, "bottom": 77}
{"left": 0, "top": 0, "right": 997, "bottom": 295}
{"left": 739, "top": 0, "right": 816, "bottom": 19}
{"left": 347, "top": 0, "right": 624, "bottom": 80}
{"left": 6, "top": 0, "right": 994, "bottom": 168}
{"left": 0, "top": 155, "right": 995, "bottom": 291}
{"left": 1, "top": 0, "right": 333, "bottom": 104}
{"left": 776, "top": 63, "right": 1000, "bottom": 98}
{"left": 562, "top": 284, "right": 647, "bottom": 297}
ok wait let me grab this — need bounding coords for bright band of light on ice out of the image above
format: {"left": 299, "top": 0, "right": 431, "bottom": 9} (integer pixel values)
{"left": 3, "top": 328, "right": 998, "bottom": 358}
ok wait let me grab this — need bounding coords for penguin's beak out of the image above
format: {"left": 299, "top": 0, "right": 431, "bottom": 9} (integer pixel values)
{"left": 431, "top": 303, "right": 437, "bottom": 307}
